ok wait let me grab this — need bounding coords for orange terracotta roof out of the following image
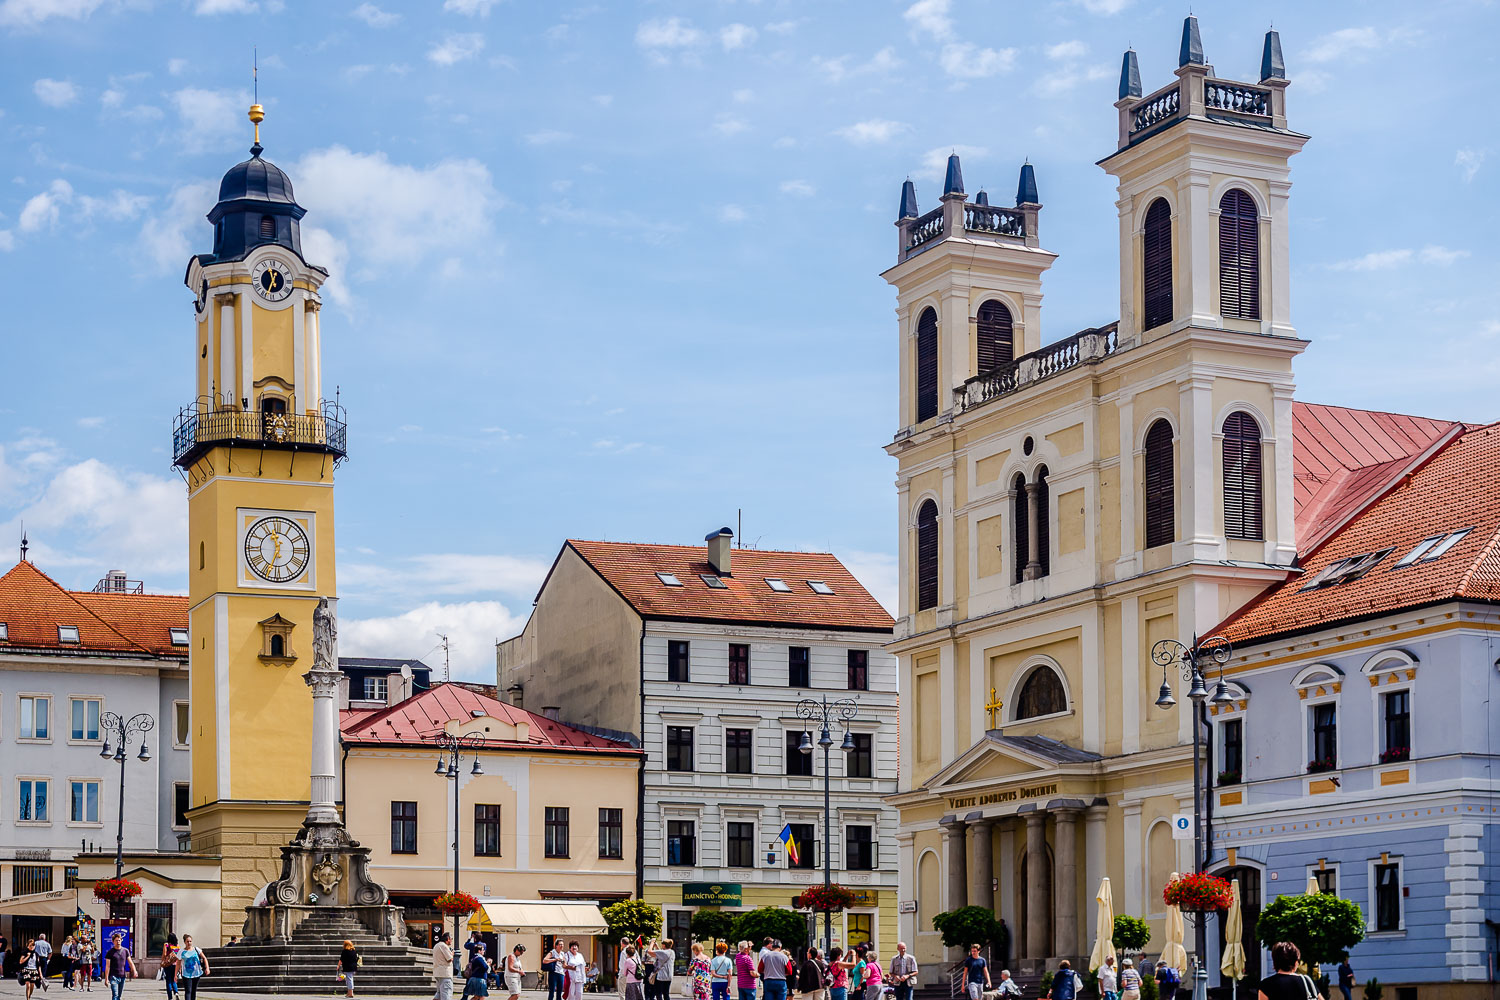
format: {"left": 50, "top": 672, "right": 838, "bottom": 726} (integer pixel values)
{"left": 340, "top": 682, "right": 639, "bottom": 754}
{"left": 1218, "top": 422, "right": 1500, "bottom": 646}
{"left": 561, "top": 539, "right": 894, "bottom": 633}
{"left": 0, "top": 561, "right": 188, "bottom": 659}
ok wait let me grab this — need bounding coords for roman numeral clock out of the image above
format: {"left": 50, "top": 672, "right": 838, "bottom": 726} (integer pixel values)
{"left": 239, "top": 509, "right": 316, "bottom": 588}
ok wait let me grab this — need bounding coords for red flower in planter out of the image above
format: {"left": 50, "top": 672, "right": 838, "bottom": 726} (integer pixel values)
{"left": 793, "top": 884, "right": 859, "bottom": 913}
{"left": 1162, "top": 873, "right": 1233, "bottom": 912}
{"left": 434, "top": 891, "right": 481, "bottom": 916}
{"left": 94, "top": 878, "right": 144, "bottom": 904}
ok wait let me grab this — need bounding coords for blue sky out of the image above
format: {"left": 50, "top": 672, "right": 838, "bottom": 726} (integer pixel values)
{"left": 0, "top": 0, "right": 1493, "bottom": 678}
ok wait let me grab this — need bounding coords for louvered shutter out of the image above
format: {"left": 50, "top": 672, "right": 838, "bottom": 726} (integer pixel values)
{"left": 916, "top": 500, "right": 939, "bottom": 610}
{"left": 1144, "top": 420, "right": 1175, "bottom": 548}
{"left": 976, "top": 300, "right": 1014, "bottom": 374}
{"left": 1222, "top": 411, "right": 1264, "bottom": 539}
{"left": 916, "top": 308, "right": 939, "bottom": 422}
{"left": 1013, "top": 475, "right": 1030, "bottom": 584}
{"left": 1218, "top": 190, "right": 1260, "bottom": 320}
{"left": 1036, "top": 466, "right": 1051, "bottom": 577}
{"left": 1142, "top": 199, "right": 1174, "bottom": 331}
{"left": 259, "top": 215, "right": 275, "bottom": 239}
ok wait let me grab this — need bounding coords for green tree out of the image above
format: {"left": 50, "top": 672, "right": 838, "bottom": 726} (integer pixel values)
{"left": 1255, "top": 893, "right": 1366, "bottom": 969}
{"left": 603, "top": 899, "right": 664, "bottom": 945}
{"left": 930, "top": 907, "right": 1007, "bottom": 953}
{"left": 692, "top": 910, "right": 736, "bottom": 946}
{"left": 729, "top": 907, "right": 808, "bottom": 951}
{"left": 1112, "top": 915, "right": 1152, "bottom": 952}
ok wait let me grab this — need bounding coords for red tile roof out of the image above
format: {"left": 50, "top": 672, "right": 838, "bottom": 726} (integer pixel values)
{"left": 1218, "top": 422, "right": 1500, "bottom": 646}
{"left": 0, "top": 561, "right": 188, "bottom": 659}
{"left": 560, "top": 539, "right": 894, "bottom": 633}
{"left": 339, "top": 682, "right": 640, "bottom": 755}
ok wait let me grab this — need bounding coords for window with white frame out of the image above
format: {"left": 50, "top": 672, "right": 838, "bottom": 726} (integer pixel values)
{"left": 19, "top": 695, "right": 50, "bottom": 740}
{"left": 18, "top": 778, "right": 49, "bottom": 822}
{"left": 1294, "top": 666, "right": 1341, "bottom": 773}
{"left": 173, "top": 783, "right": 191, "bottom": 829}
{"left": 70, "top": 780, "right": 101, "bottom": 824}
{"left": 1308, "top": 864, "right": 1338, "bottom": 895}
{"left": 1218, "top": 717, "right": 1244, "bottom": 785}
{"left": 174, "top": 702, "right": 191, "bottom": 748}
{"left": 70, "top": 698, "right": 102, "bottom": 741}
{"left": 363, "top": 676, "right": 387, "bottom": 701}
{"left": 1370, "top": 857, "right": 1404, "bottom": 932}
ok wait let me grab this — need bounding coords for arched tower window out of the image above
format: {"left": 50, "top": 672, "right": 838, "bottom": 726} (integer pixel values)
{"left": 976, "top": 300, "right": 1014, "bottom": 374}
{"left": 259, "top": 215, "right": 276, "bottom": 240}
{"left": 915, "top": 308, "right": 938, "bottom": 423}
{"left": 1012, "top": 473, "right": 1029, "bottom": 585}
{"left": 1016, "top": 665, "right": 1067, "bottom": 720}
{"left": 1222, "top": 411, "right": 1264, "bottom": 540}
{"left": 1142, "top": 198, "right": 1174, "bottom": 331}
{"left": 1144, "top": 419, "right": 1175, "bottom": 548}
{"left": 916, "top": 499, "right": 939, "bottom": 611}
{"left": 1035, "top": 465, "right": 1051, "bottom": 578}
{"left": 270, "top": 634, "right": 285, "bottom": 658}
{"left": 1218, "top": 189, "right": 1260, "bottom": 320}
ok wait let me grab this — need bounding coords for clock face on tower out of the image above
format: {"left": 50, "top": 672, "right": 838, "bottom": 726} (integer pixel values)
{"left": 252, "top": 257, "right": 293, "bottom": 302}
{"left": 243, "top": 514, "right": 311, "bottom": 583}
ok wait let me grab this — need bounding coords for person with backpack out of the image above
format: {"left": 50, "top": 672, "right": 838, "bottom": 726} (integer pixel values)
{"left": 1046, "top": 959, "right": 1083, "bottom": 1000}
{"left": 1153, "top": 960, "right": 1179, "bottom": 1000}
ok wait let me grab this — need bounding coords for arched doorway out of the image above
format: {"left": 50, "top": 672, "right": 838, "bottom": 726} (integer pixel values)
{"left": 1215, "top": 867, "right": 1262, "bottom": 994}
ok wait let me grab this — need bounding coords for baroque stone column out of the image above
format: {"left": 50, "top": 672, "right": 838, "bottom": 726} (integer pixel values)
{"left": 943, "top": 819, "right": 969, "bottom": 912}
{"left": 968, "top": 817, "right": 995, "bottom": 911}
{"left": 1023, "top": 481, "right": 1043, "bottom": 580}
{"left": 1052, "top": 805, "right": 1081, "bottom": 960}
{"left": 1023, "top": 809, "right": 1048, "bottom": 960}
{"left": 304, "top": 598, "right": 341, "bottom": 824}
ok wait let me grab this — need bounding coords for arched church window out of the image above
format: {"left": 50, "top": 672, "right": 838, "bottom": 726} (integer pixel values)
{"left": 915, "top": 308, "right": 939, "bottom": 423}
{"left": 1012, "top": 473, "right": 1029, "bottom": 584}
{"left": 1144, "top": 419, "right": 1175, "bottom": 548}
{"left": 1016, "top": 665, "right": 1067, "bottom": 719}
{"left": 916, "top": 499, "right": 939, "bottom": 611}
{"left": 1142, "top": 199, "right": 1173, "bottom": 331}
{"left": 1222, "top": 411, "right": 1263, "bottom": 540}
{"left": 259, "top": 215, "right": 276, "bottom": 240}
{"left": 1035, "top": 465, "right": 1051, "bottom": 578}
{"left": 1218, "top": 189, "right": 1260, "bottom": 320}
{"left": 976, "top": 300, "right": 1014, "bottom": 374}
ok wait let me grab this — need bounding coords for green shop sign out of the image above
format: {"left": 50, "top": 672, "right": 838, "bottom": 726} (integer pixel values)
{"left": 682, "top": 883, "right": 742, "bottom": 906}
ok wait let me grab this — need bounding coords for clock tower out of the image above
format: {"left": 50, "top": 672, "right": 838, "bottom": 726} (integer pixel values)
{"left": 175, "top": 103, "right": 347, "bottom": 936}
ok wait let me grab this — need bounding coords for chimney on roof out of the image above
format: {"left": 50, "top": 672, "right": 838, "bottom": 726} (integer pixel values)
{"left": 706, "top": 527, "right": 733, "bottom": 576}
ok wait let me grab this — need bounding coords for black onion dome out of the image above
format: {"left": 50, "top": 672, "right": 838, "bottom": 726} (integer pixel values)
{"left": 217, "top": 151, "right": 298, "bottom": 205}
{"left": 205, "top": 145, "right": 307, "bottom": 263}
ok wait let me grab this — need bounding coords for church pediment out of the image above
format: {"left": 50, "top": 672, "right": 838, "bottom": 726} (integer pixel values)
{"left": 923, "top": 732, "right": 1101, "bottom": 795}
{"left": 947, "top": 747, "right": 1047, "bottom": 785}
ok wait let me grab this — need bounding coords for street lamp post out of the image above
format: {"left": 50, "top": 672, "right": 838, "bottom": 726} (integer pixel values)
{"left": 1151, "top": 634, "right": 1235, "bottom": 1000}
{"left": 98, "top": 713, "right": 155, "bottom": 878}
{"left": 796, "top": 695, "right": 859, "bottom": 954}
{"left": 434, "top": 732, "right": 485, "bottom": 975}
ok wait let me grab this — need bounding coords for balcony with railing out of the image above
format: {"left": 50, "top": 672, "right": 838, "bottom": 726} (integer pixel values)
{"left": 902, "top": 200, "right": 1033, "bottom": 261}
{"left": 956, "top": 323, "right": 1120, "bottom": 412}
{"left": 1122, "top": 70, "right": 1280, "bottom": 146}
{"left": 172, "top": 398, "right": 349, "bottom": 467}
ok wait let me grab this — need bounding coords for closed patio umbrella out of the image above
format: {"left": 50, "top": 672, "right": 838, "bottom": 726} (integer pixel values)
{"left": 1089, "top": 877, "right": 1117, "bottom": 972}
{"left": 1220, "top": 879, "right": 1246, "bottom": 981}
{"left": 1160, "top": 872, "right": 1188, "bottom": 976}
{"left": 1306, "top": 874, "right": 1321, "bottom": 895}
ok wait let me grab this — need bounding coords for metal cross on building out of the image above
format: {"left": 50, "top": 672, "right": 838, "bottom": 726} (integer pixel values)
{"left": 985, "top": 687, "right": 1003, "bottom": 730}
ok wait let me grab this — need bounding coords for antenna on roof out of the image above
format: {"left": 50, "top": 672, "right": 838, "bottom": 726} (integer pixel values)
{"left": 19, "top": 525, "right": 27, "bottom": 563}
{"left": 737, "top": 508, "right": 742, "bottom": 546}
{"left": 439, "top": 633, "right": 450, "bottom": 683}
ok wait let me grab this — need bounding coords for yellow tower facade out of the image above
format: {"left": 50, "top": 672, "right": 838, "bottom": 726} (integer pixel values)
{"left": 174, "top": 106, "right": 347, "bottom": 937}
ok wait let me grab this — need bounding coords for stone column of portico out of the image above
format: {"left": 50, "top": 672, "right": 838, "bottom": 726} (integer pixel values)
{"left": 943, "top": 818, "right": 970, "bottom": 961}
{"left": 1023, "top": 808, "right": 1048, "bottom": 963}
{"left": 1023, "top": 481, "right": 1043, "bottom": 580}
{"left": 1052, "top": 803, "right": 1083, "bottom": 963}
{"left": 968, "top": 816, "right": 995, "bottom": 913}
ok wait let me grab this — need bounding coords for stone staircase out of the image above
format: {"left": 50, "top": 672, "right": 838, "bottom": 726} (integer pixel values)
{"left": 201, "top": 910, "right": 433, "bottom": 994}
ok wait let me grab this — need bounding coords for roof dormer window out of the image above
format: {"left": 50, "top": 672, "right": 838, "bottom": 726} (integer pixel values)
{"left": 169, "top": 628, "right": 189, "bottom": 646}
{"left": 58, "top": 626, "right": 81, "bottom": 643}
{"left": 807, "top": 580, "right": 834, "bottom": 595}
{"left": 656, "top": 573, "right": 683, "bottom": 587}
{"left": 764, "top": 578, "right": 791, "bottom": 593}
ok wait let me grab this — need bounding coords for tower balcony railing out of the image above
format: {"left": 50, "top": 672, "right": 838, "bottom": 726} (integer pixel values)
{"left": 956, "top": 323, "right": 1120, "bottom": 412}
{"left": 172, "top": 398, "right": 348, "bottom": 468}
{"left": 902, "top": 201, "right": 1034, "bottom": 261}
{"left": 1124, "top": 70, "right": 1279, "bottom": 143}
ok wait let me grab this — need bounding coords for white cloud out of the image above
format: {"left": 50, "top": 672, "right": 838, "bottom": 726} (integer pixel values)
{"left": 732, "top": 88, "right": 754, "bottom": 104}
{"left": 1304, "top": 27, "right": 1383, "bottom": 64}
{"left": 428, "top": 32, "right": 485, "bottom": 65}
{"left": 764, "top": 19, "right": 800, "bottom": 36}
{"left": 341, "top": 552, "right": 549, "bottom": 599}
{"left": 636, "top": 16, "right": 702, "bottom": 50}
{"left": 779, "top": 180, "right": 815, "bottom": 197}
{"left": 1329, "top": 245, "right": 1470, "bottom": 271}
{"left": 342, "top": 600, "right": 524, "bottom": 681}
{"left": 137, "top": 180, "right": 214, "bottom": 274}
{"left": 523, "top": 129, "right": 570, "bottom": 145}
{"left": 939, "top": 42, "right": 1016, "bottom": 79}
{"left": 813, "top": 46, "right": 900, "bottom": 83}
{"left": 903, "top": 0, "right": 952, "bottom": 41}
{"left": 720, "top": 23, "right": 756, "bottom": 51}
{"left": 1046, "top": 40, "right": 1088, "bottom": 61}
{"left": 591, "top": 94, "right": 613, "bottom": 107}
{"left": 299, "top": 225, "right": 351, "bottom": 307}
{"left": 19, "top": 179, "right": 72, "bottom": 232}
{"left": 834, "top": 119, "right": 909, "bottom": 145}
{"left": 100, "top": 88, "right": 124, "bottom": 109}
{"left": 76, "top": 416, "right": 106, "bottom": 428}
{"left": 77, "top": 189, "right": 150, "bottom": 222}
{"left": 170, "top": 87, "right": 250, "bottom": 153}
{"left": 1417, "top": 245, "right": 1469, "bottom": 266}
{"left": 917, "top": 144, "right": 986, "bottom": 182}
{"left": 1074, "top": 0, "right": 1131, "bottom": 13}
{"left": 718, "top": 204, "right": 747, "bottom": 223}
{"left": 442, "top": 0, "right": 498, "bottom": 15}
{"left": 712, "top": 113, "right": 748, "bottom": 136}
{"left": 167, "top": 58, "right": 188, "bottom": 75}
{"left": 351, "top": 2, "right": 398, "bottom": 27}
{"left": 34, "top": 78, "right": 79, "bottom": 108}
{"left": 0, "top": 231, "right": 14, "bottom": 252}
{"left": 1456, "top": 148, "right": 1484, "bottom": 183}
{"left": 193, "top": 0, "right": 281, "bottom": 12}
{"left": 0, "top": 0, "right": 106, "bottom": 28}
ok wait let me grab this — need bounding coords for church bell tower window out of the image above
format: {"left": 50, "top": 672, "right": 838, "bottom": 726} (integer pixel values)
{"left": 259, "top": 215, "right": 276, "bottom": 240}
{"left": 976, "top": 300, "right": 1014, "bottom": 375}
{"left": 1144, "top": 419, "right": 1176, "bottom": 548}
{"left": 915, "top": 499, "right": 939, "bottom": 611}
{"left": 915, "top": 308, "right": 939, "bottom": 423}
{"left": 1142, "top": 198, "right": 1174, "bottom": 331}
{"left": 1218, "top": 189, "right": 1260, "bottom": 320}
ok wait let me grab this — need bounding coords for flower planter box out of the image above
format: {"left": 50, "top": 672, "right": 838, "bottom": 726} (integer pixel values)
{"left": 1379, "top": 748, "right": 1410, "bottom": 764}
{"left": 1163, "top": 873, "right": 1233, "bottom": 912}
{"left": 1305, "top": 758, "right": 1337, "bottom": 774}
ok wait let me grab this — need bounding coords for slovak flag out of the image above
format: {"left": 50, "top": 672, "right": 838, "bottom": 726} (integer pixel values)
{"left": 777, "top": 824, "right": 800, "bottom": 866}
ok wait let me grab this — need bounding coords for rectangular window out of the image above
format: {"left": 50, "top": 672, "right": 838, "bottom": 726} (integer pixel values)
{"left": 1382, "top": 690, "right": 1411, "bottom": 757}
{"left": 545, "top": 807, "right": 570, "bottom": 858}
{"left": 847, "top": 650, "right": 869, "bottom": 691}
{"left": 1374, "top": 861, "right": 1401, "bottom": 931}
{"left": 668, "top": 640, "right": 691, "bottom": 682}
{"left": 786, "top": 731, "right": 813, "bottom": 776}
{"left": 173, "top": 783, "right": 191, "bottom": 828}
{"left": 848, "top": 733, "right": 873, "bottom": 778}
{"left": 20, "top": 695, "right": 49, "bottom": 740}
{"left": 19, "top": 779, "right": 49, "bottom": 822}
{"left": 70, "top": 780, "right": 100, "bottom": 824}
{"left": 788, "top": 647, "right": 810, "bottom": 688}
{"left": 1312, "top": 703, "right": 1337, "bottom": 767}
{"left": 363, "top": 676, "right": 387, "bottom": 701}
{"left": 390, "top": 801, "right": 417, "bottom": 854}
{"left": 728, "top": 643, "right": 751, "bottom": 685}
{"left": 1313, "top": 868, "right": 1337, "bottom": 895}
{"left": 787, "top": 822, "right": 816, "bottom": 869}
{"left": 666, "top": 726, "right": 695, "bottom": 772}
{"left": 727, "top": 822, "right": 755, "bottom": 868}
{"left": 13, "top": 865, "right": 53, "bottom": 895}
{"left": 666, "top": 820, "right": 697, "bottom": 866}
{"left": 666, "top": 911, "right": 693, "bottom": 963}
{"left": 474, "top": 804, "right": 502, "bottom": 857}
{"left": 845, "top": 825, "right": 876, "bottom": 871}
{"left": 725, "top": 728, "right": 753, "bottom": 774}
{"left": 70, "top": 698, "right": 101, "bottom": 741}
{"left": 146, "top": 903, "right": 174, "bottom": 955}
{"left": 1221, "top": 719, "right": 1243, "bottom": 781}
{"left": 847, "top": 914, "right": 872, "bottom": 951}
{"left": 174, "top": 702, "right": 191, "bottom": 748}
{"left": 598, "top": 808, "right": 623, "bottom": 860}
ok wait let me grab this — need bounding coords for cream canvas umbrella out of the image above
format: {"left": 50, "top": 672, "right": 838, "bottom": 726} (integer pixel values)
{"left": 1160, "top": 872, "right": 1189, "bottom": 976}
{"left": 1220, "top": 879, "right": 1246, "bottom": 981}
{"left": 1089, "top": 877, "right": 1117, "bottom": 972}
{"left": 1306, "top": 873, "right": 1321, "bottom": 895}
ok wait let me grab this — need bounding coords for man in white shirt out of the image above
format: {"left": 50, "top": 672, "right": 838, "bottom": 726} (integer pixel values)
{"left": 432, "top": 932, "right": 455, "bottom": 1000}
{"left": 889, "top": 943, "right": 918, "bottom": 1000}
{"left": 996, "top": 971, "right": 1023, "bottom": 998}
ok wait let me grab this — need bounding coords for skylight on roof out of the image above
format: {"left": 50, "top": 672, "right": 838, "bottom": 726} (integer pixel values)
{"left": 1300, "top": 548, "right": 1394, "bottom": 591}
{"left": 1393, "top": 527, "right": 1473, "bottom": 569}
{"left": 807, "top": 580, "right": 834, "bottom": 595}
{"left": 169, "top": 627, "right": 189, "bottom": 646}
{"left": 764, "top": 578, "right": 792, "bottom": 593}
{"left": 0, "top": 624, "right": 7, "bottom": 641}
{"left": 1394, "top": 535, "right": 1443, "bottom": 567}
{"left": 700, "top": 574, "right": 728, "bottom": 589}
{"left": 656, "top": 572, "right": 683, "bottom": 587}
{"left": 58, "top": 625, "right": 81, "bottom": 643}
{"left": 1422, "top": 528, "right": 1471, "bottom": 561}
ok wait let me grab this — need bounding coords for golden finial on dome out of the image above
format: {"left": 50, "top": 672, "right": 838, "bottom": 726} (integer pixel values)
{"left": 248, "top": 47, "right": 264, "bottom": 154}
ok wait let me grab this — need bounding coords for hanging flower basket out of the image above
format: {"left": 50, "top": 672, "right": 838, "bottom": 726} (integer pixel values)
{"left": 794, "top": 884, "right": 859, "bottom": 913}
{"left": 1162, "top": 873, "right": 1233, "bottom": 913}
{"left": 433, "top": 891, "right": 481, "bottom": 917}
{"left": 94, "top": 878, "right": 144, "bottom": 905}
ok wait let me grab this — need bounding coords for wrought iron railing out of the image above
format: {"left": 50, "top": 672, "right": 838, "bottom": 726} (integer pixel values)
{"left": 957, "top": 324, "right": 1120, "bottom": 411}
{"left": 1204, "top": 79, "right": 1271, "bottom": 118}
{"left": 964, "top": 203, "right": 1026, "bottom": 237}
{"left": 1130, "top": 82, "right": 1181, "bottom": 134}
{"left": 904, "top": 207, "right": 946, "bottom": 258}
{"left": 172, "top": 400, "right": 348, "bottom": 466}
